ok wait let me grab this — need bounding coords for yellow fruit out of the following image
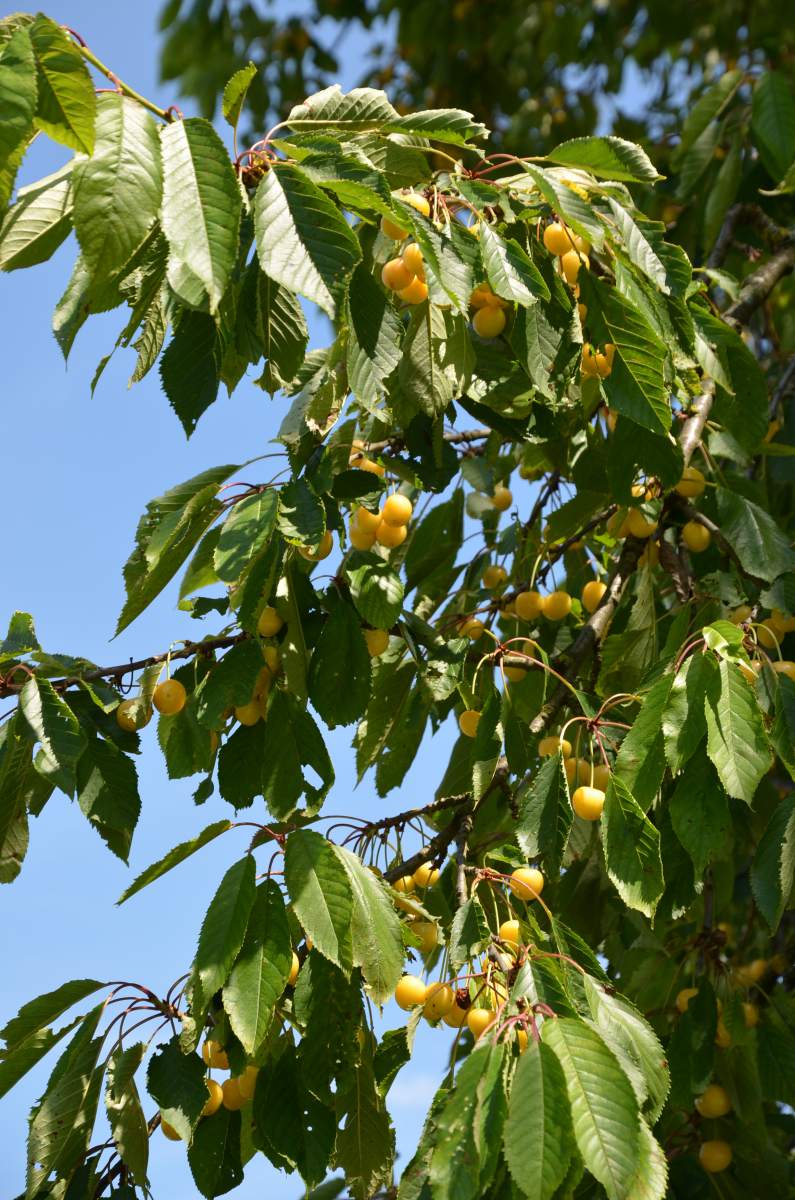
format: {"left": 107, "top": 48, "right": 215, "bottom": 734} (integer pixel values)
{"left": 695, "top": 1084, "right": 731, "bottom": 1118}
{"left": 116, "top": 699, "right": 149, "bottom": 732}
{"left": 355, "top": 506, "right": 381, "bottom": 534}
{"left": 483, "top": 564, "right": 508, "bottom": 589}
{"left": 757, "top": 620, "right": 781, "bottom": 650}
{"left": 235, "top": 701, "right": 262, "bottom": 726}
{"left": 539, "top": 736, "right": 572, "bottom": 757}
{"left": 771, "top": 660, "right": 795, "bottom": 682}
{"left": 731, "top": 604, "right": 753, "bottom": 624}
{"left": 699, "top": 1141, "right": 732, "bottom": 1173}
{"left": 473, "top": 306, "right": 507, "bottom": 338}
{"left": 237, "top": 1065, "right": 259, "bottom": 1100}
{"left": 350, "top": 453, "right": 386, "bottom": 477}
{"left": 153, "top": 678, "right": 187, "bottom": 716}
{"left": 625, "top": 509, "right": 658, "bottom": 539}
{"left": 413, "top": 862, "right": 440, "bottom": 889}
{"left": 582, "top": 580, "right": 607, "bottom": 613}
{"left": 542, "top": 591, "right": 572, "bottom": 620}
{"left": 515, "top": 590, "right": 543, "bottom": 621}
{"left": 375, "top": 521, "right": 407, "bottom": 548}
{"left": 443, "top": 1002, "right": 469, "bottom": 1027}
{"left": 299, "top": 530, "right": 333, "bottom": 561}
{"left": 412, "top": 920, "right": 439, "bottom": 954}
{"left": 581, "top": 344, "right": 600, "bottom": 377}
{"left": 381, "top": 215, "right": 408, "bottom": 240}
{"left": 675, "top": 988, "right": 698, "bottom": 1014}
{"left": 288, "top": 951, "right": 300, "bottom": 986}
{"left": 736, "top": 660, "right": 757, "bottom": 685}
{"left": 578, "top": 302, "right": 588, "bottom": 322}
{"left": 221, "top": 1078, "right": 246, "bottom": 1111}
{"left": 714, "top": 1020, "right": 731, "bottom": 1048}
{"left": 470, "top": 284, "right": 494, "bottom": 308}
{"left": 403, "top": 192, "right": 431, "bottom": 218}
{"left": 675, "top": 466, "right": 706, "bottom": 498}
{"left": 264, "top": 646, "right": 280, "bottom": 675}
{"left": 563, "top": 758, "right": 586, "bottom": 786}
{"left": 257, "top": 605, "right": 284, "bottom": 637}
{"left": 398, "top": 276, "right": 429, "bottom": 304}
{"left": 516, "top": 1028, "right": 529, "bottom": 1053}
{"left": 682, "top": 521, "right": 711, "bottom": 553}
{"left": 201, "top": 1078, "right": 224, "bottom": 1117}
{"left": 382, "top": 494, "right": 413, "bottom": 526}
{"left": 467, "top": 1008, "right": 496, "bottom": 1039}
{"left": 560, "top": 249, "right": 588, "bottom": 284}
{"left": 459, "top": 709, "right": 481, "bottom": 738}
{"left": 543, "top": 222, "right": 575, "bottom": 256}
{"left": 202, "top": 1040, "right": 229, "bottom": 1070}
{"left": 509, "top": 867, "right": 544, "bottom": 901}
{"left": 395, "top": 974, "right": 427, "bottom": 1010}
{"left": 461, "top": 617, "right": 486, "bottom": 640}
{"left": 773, "top": 609, "right": 795, "bottom": 632}
{"left": 349, "top": 523, "right": 376, "bottom": 551}
{"left": 381, "top": 257, "right": 414, "bottom": 291}
{"left": 571, "top": 785, "right": 605, "bottom": 821}
{"left": 161, "top": 1118, "right": 181, "bottom": 1140}
{"left": 402, "top": 242, "right": 425, "bottom": 278}
{"left": 393, "top": 875, "right": 415, "bottom": 894}
{"left": 365, "top": 628, "right": 390, "bottom": 657}
{"left": 742, "top": 1002, "right": 759, "bottom": 1028}
{"left": 592, "top": 763, "right": 611, "bottom": 791}
{"left": 499, "top": 919, "right": 521, "bottom": 945}
{"left": 424, "top": 982, "right": 455, "bottom": 1021}
{"left": 492, "top": 485, "right": 513, "bottom": 512}
{"left": 595, "top": 345, "right": 615, "bottom": 377}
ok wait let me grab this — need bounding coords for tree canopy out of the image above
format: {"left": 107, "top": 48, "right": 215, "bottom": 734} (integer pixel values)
{"left": 1, "top": 9, "right": 795, "bottom": 1200}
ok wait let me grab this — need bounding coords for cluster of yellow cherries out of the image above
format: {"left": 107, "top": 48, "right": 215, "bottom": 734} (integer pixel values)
{"left": 393, "top": 865, "right": 545, "bottom": 1046}
{"left": 541, "top": 221, "right": 615, "bottom": 379}
{"left": 160, "top": 954, "right": 300, "bottom": 1140}
{"left": 380, "top": 192, "right": 432, "bottom": 306}
{"left": 116, "top": 676, "right": 188, "bottom": 732}
{"left": 349, "top": 491, "right": 414, "bottom": 552}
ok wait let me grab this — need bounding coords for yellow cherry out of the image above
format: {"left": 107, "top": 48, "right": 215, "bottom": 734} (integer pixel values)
{"left": 714, "top": 1019, "right": 731, "bottom": 1048}
{"left": 699, "top": 1141, "right": 732, "bottom": 1173}
{"left": 355, "top": 506, "right": 381, "bottom": 534}
{"left": 381, "top": 494, "right": 413, "bottom": 526}
{"left": 424, "top": 982, "right": 455, "bottom": 1021}
{"left": 398, "top": 276, "right": 429, "bottom": 305}
{"left": 682, "top": 521, "right": 711, "bottom": 552}
{"left": 443, "top": 1001, "right": 469, "bottom": 1027}
{"left": 509, "top": 867, "right": 544, "bottom": 901}
{"left": 461, "top": 617, "right": 486, "bottom": 640}
{"left": 365, "top": 629, "right": 390, "bottom": 657}
{"left": 349, "top": 522, "right": 376, "bottom": 551}
{"left": 257, "top": 605, "right": 284, "bottom": 637}
{"left": 402, "top": 242, "right": 425, "bottom": 278}
{"left": 459, "top": 710, "right": 481, "bottom": 738}
{"left": 467, "top": 1008, "right": 496, "bottom": 1039}
{"left": 483, "top": 564, "right": 508, "bottom": 589}
{"left": 675, "top": 988, "right": 698, "bottom": 1014}
{"left": 153, "top": 678, "right": 187, "bottom": 716}
{"left": 202, "top": 1040, "right": 229, "bottom": 1070}
{"left": 492, "top": 485, "right": 513, "bottom": 512}
{"left": 234, "top": 701, "right": 262, "bottom": 726}
{"left": 413, "top": 862, "right": 440, "bottom": 889}
{"left": 221, "top": 1078, "right": 246, "bottom": 1111}
{"left": 542, "top": 222, "right": 575, "bottom": 256}
{"left": 675, "top": 466, "right": 706, "bottom": 498}
{"left": 202, "top": 1078, "right": 224, "bottom": 1117}
{"left": 591, "top": 763, "right": 611, "bottom": 791}
{"left": 571, "top": 785, "right": 605, "bottom": 821}
{"left": 625, "top": 509, "right": 658, "bottom": 539}
{"left": 288, "top": 951, "right": 300, "bottom": 986}
{"left": 473, "top": 306, "right": 507, "bottom": 338}
{"left": 541, "top": 591, "right": 572, "bottom": 620}
{"left": 381, "top": 257, "right": 414, "bottom": 291}
{"left": 375, "top": 520, "right": 407, "bottom": 548}
{"left": 161, "top": 1118, "right": 181, "bottom": 1141}
{"left": 116, "top": 699, "right": 150, "bottom": 732}
{"left": 742, "top": 1002, "right": 759, "bottom": 1028}
{"left": 560, "top": 249, "right": 588, "bottom": 284}
{"left": 395, "top": 974, "right": 427, "bottom": 1010}
{"left": 412, "top": 920, "right": 439, "bottom": 954}
{"left": 403, "top": 192, "right": 431, "bottom": 218}
{"left": 499, "top": 919, "right": 521, "bottom": 945}
{"left": 695, "top": 1084, "right": 731, "bottom": 1118}
{"left": 237, "top": 1065, "right": 259, "bottom": 1100}
{"left": 515, "top": 590, "right": 543, "bottom": 621}
{"left": 299, "top": 530, "right": 333, "bottom": 561}
{"left": 539, "top": 736, "right": 572, "bottom": 757}
{"left": 581, "top": 580, "right": 607, "bottom": 613}
{"left": 381, "top": 214, "right": 408, "bottom": 240}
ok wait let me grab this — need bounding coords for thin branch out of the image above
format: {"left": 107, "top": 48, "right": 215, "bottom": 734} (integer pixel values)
{"left": 363, "top": 427, "right": 492, "bottom": 454}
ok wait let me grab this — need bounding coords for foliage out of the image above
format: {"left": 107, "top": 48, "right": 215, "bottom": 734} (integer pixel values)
{"left": 1, "top": 10, "right": 795, "bottom": 1200}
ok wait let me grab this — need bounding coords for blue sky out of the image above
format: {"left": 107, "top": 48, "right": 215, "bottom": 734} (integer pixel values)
{"left": 0, "top": 3, "right": 465, "bottom": 1195}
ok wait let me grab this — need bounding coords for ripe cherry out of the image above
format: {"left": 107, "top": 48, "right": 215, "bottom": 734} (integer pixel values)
{"left": 542, "top": 591, "right": 572, "bottom": 620}
{"left": 395, "top": 974, "right": 427, "bottom": 1010}
{"left": 459, "top": 710, "right": 481, "bottom": 738}
{"left": 381, "top": 258, "right": 414, "bottom": 291}
{"left": 509, "top": 867, "right": 544, "bottom": 901}
{"left": 538, "top": 735, "right": 571, "bottom": 757}
{"left": 582, "top": 580, "right": 607, "bottom": 613}
{"left": 682, "top": 521, "right": 711, "bottom": 553}
{"left": 473, "top": 306, "right": 507, "bottom": 338}
{"left": 515, "top": 590, "right": 543, "bottom": 621}
{"left": 483, "top": 564, "right": 508, "bottom": 589}
{"left": 365, "top": 629, "right": 390, "bottom": 657}
{"left": 381, "top": 494, "right": 413, "bottom": 526}
{"left": 675, "top": 466, "right": 706, "bottom": 498}
{"left": 398, "top": 276, "right": 429, "bottom": 305}
{"left": 257, "top": 605, "right": 283, "bottom": 637}
{"left": 699, "top": 1141, "right": 732, "bottom": 1173}
{"left": 492, "top": 485, "right": 513, "bottom": 512}
{"left": 202, "top": 1078, "right": 224, "bottom": 1117}
{"left": 221, "top": 1078, "right": 246, "bottom": 1111}
{"left": 375, "top": 521, "right": 408, "bottom": 549}
{"left": 695, "top": 1084, "right": 731, "bottom": 1118}
{"left": 116, "top": 699, "right": 150, "bottom": 732}
{"left": 153, "top": 679, "right": 187, "bottom": 716}
{"left": 571, "top": 785, "right": 605, "bottom": 821}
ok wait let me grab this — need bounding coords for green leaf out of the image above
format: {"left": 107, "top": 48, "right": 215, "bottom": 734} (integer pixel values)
{"left": 543, "top": 1018, "right": 640, "bottom": 1200}
{"left": 116, "top": 819, "right": 232, "bottom": 904}
{"left": 662, "top": 653, "right": 714, "bottom": 773}
{"left": 73, "top": 94, "right": 161, "bottom": 284}
{"left": 601, "top": 776, "right": 664, "bottom": 918}
{"left": 0, "top": 163, "right": 72, "bottom": 271}
{"left": 0, "top": 28, "right": 37, "bottom": 211}
{"left": 447, "top": 896, "right": 489, "bottom": 971}
{"left": 399, "top": 303, "right": 456, "bottom": 418}
{"left": 0, "top": 712, "right": 35, "bottom": 883}
{"left": 334, "top": 844, "right": 405, "bottom": 1004}
{"left": 254, "top": 162, "right": 361, "bottom": 318}
{"left": 260, "top": 691, "right": 334, "bottom": 818}
{"left": 614, "top": 674, "right": 673, "bottom": 807}
{"left": 750, "top": 795, "right": 795, "bottom": 933}
{"left": 189, "top": 1106, "right": 244, "bottom": 1197}
{"left": 76, "top": 734, "right": 141, "bottom": 863}
{"left": 605, "top": 198, "right": 668, "bottom": 292}
{"left": 285, "top": 84, "right": 486, "bottom": 146}
{"left": 354, "top": 661, "right": 415, "bottom": 780}
{"left": 346, "top": 263, "right": 403, "bottom": 407}
{"left": 546, "top": 135, "right": 662, "bottom": 182}
{"left": 284, "top": 829, "right": 353, "bottom": 972}
{"left": 223, "top": 879, "right": 292, "bottom": 1057}
{"left": 253, "top": 1039, "right": 336, "bottom": 1184}
{"left": 214, "top": 490, "right": 278, "bottom": 583}
{"left": 0, "top": 1016, "right": 83, "bottom": 1101}
{"left": 336, "top": 1061, "right": 395, "bottom": 1200}
{"left": 347, "top": 560, "right": 404, "bottom": 629}
{"left": 277, "top": 477, "right": 326, "bottom": 546}
{"left": 160, "top": 309, "right": 221, "bottom": 434}
{"left": 511, "top": 163, "right": 604, "bottom": 249}
{"left": 117, "top": 463, "right": 236, "bottom": 634}
{"left": 579, "top": 273, "right": 670, "bottom": 434}
{"left": 308, "top": 600, "right": 372, "bottom": 727}
{"left": 673, "top": 70, "right": 743, "bottom": 164}
{"left": 190, "top": 855, "right": 257, "bottom": 1015}
{"left": 19, "top": 677, "right": 86, "bottom": 795}
{"left": 515, "top": 752, "right": 572, "bottom": 877}
{"left": 704, "top": 658, "right": 772, "bottom": 803}
{"left": 751, "top": 71, "right": 795, "bottom": 182}
{"left": 715, "top": 488, "right": 795, "bottom": 583}
{"left": 105, "top": 1043, "right": 148, "bottom": 1183}
{"left": 146, "top": 1035, "right": 207, "bottom": 1141}
{"left": 256, "top": 270, "right": 308, "bottom": 392}
{"left": 429, "top": 1042, "right": 507, "bottom": 1200}
{"left": 583, "top": 976, "right": 670, "bottom": 1124}
{"left": 222, "top": 61, "right": 256, "bottom": 128}
{"left": 26, "top": 1004, "right": 106, "bottom": 1196}
{"left": 1, "top": 979, "right": 104, "bottom": 1051}
{"left": 669, "top": 753, "right": 730, "bottom": 877}
{"left": 504, "top": 1039, "right": 574, "bottom": 1200}
{"left": 480, "top": 223, "right": 549, "bottom": 307}
{"left": 161, "top": 117, "right": 242, "bottom": 314}
{"left": 29, "top": 15, "right": 95, "bottom": 154}
{"left": 625, "top": 1122, "right": 668, "bottom": 1200}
